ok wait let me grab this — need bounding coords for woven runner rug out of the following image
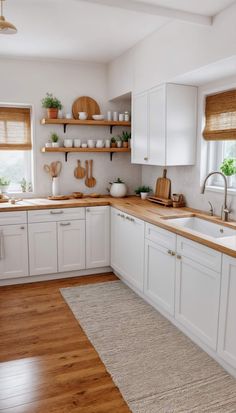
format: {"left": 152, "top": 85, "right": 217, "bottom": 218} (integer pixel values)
{"left": 61, "top": 280, "right": 236, "bottom": 413}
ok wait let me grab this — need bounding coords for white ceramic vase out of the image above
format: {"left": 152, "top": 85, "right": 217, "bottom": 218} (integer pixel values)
{"left": 110, "top": 183, "right": 127, "bottom": 198}
{"left": 52, "top": 177, "right": 60, "bottom": 196}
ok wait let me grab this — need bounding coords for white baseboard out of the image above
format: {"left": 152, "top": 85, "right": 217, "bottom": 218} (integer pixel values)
{"left": 0, "top": 267, "right": 112, "bottom": 286}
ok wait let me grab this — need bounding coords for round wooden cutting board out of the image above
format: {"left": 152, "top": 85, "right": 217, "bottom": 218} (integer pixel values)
{"left": 72, "top": 96, "right": 101, "bottom": 120}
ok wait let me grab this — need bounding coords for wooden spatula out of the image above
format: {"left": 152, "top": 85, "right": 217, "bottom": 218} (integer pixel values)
{"left": 86, "top": 160, "right": 96, "bottom": 188}
{"left": 155, "top": 168, "right": 171, "bottom": 199}
{"left": 74, "top": 160, "right": 85, "bottom": 179}
{"left": 85, "top": 160, "right": 90, "bottom": 187}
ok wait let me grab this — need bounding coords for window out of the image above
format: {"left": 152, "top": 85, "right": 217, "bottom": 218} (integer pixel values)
{"left": 0, "top": 106, "right": 33, "bottom": 193}
{"left": 204, "top": 89, "right": 236, "bottom": 190}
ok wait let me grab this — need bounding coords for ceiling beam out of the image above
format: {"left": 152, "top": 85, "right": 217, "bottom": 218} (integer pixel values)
{"left": 80, "top": 0, "right": 212, "bottom": 26}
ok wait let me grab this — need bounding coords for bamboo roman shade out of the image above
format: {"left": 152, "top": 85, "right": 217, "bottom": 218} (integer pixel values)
{"left": 0, "top": 107, "right": 32, "bottom": 150}
{"left": 203, "top": 89, "right": 236, "bottom": 141}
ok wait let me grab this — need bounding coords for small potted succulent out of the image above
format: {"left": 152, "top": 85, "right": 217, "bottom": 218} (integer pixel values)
{"left": 111, "top": 137, "right": 117, "bottom": 148}
{"left": 108, "top": 178, "right": 127, "bottom": 198}
{"left": 51, "top": 133, "right": 60, "bottom": 148}
{"left": 0, "top": 177, "right": 10, "bottom": 193}
{"left": 41, "top": 92, "right": 62, "bottom": 119}
{"left": 220, "top": 158, "right": 236, "bottom": 187}
{"left": 135, "top": 185, "right": 152, "bottom": 199}
{"left": 120, "top": 131, "right": 131, "bottom": 148}
{"left": 116, "top": 136, "right": 122, "bottom": 148}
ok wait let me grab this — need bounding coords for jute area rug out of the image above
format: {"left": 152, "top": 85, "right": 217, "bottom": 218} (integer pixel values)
{"left": 61, "top": 280, "right": 236, "bottom": 413}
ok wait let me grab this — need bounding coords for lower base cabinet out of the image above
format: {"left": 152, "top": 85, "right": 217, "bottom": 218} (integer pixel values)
{"left": 28, "top": 222, "right": 58, "bottom": 276}
{"left": 144, "top": 239, "right": 175, "bottom": 316}
{"left": 0, "top": 224, "right": 28, "bottom": 279}
{"left": 111, "top": 208, "right": 145, "bottom": 291}
{"left": 58, "top": 220, "right": 85, "bottom": 272}
{"left": 218, "top": 255, "right": 236, "bottom": 368}
{"left": 175, "top": 237, "right": 221, "bottom": 350}
{"left": 86, "top": 206, "right": 110, "bottom": 269}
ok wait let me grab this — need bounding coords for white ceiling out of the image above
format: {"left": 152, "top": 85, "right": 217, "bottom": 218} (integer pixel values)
{"left": 0, "top": 0, "right": 234, "bottom": 63}
{"left": 135, "top": 0, "right": 235, "bottom": 17}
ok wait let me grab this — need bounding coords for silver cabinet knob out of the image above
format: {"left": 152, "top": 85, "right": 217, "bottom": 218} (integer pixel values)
{"left": 20, "top": 226, "right": 25, "bottom": 230}
{"left": 144, "top": 157, "right": 148, "bottom": 161}
{"left": 176, "top": 254, "right": 182, "bottom": 260}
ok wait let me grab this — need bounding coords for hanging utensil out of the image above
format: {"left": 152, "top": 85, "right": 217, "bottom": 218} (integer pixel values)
{"left": 74, "top": 160, "right": 85, "bottom": 179}
{"left": 87, "top": 160, "right": 96, "bottom": 188}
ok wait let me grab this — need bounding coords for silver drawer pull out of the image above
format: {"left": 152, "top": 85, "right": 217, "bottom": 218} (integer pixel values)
{"left": 60, "top": 222, "right": 71, "bottom": 226}
{"left": 176, "top": 254, "right": 182, "bottom": 260}
{"left": 50, "top": 210, "right": 64, "bottom": 215}
{"left": 20, "top": 226, "right": 25, "bottom": 230}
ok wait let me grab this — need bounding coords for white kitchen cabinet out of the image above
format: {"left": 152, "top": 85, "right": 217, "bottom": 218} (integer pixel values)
{"left": 132, "top": 83, "right": 197, "bottom": 166}
{"left": 175, "top": 237, "right": 221, "bottom": 350}
{"left": 0, "top": 224, "right": 28, "bottom": 279}
{"left": 28, "top": 222, "right": 58, "bottom": 276}
{"left": 144, "top": 239, "right": 176, "bottom": 316}
{"left": 58, "top": 220, "right": 85, "bottom": 272}
{"left": 86, "top": 206, "right": 110, "bottom": 269}
{"left": 218, "top": 255, "right": 236, "bottom": 368}
{"left": 132, "top": 92, "right": 149, "bottom": 164}
{"left": 111, "top": 208, "right": 145, "bottom": 292}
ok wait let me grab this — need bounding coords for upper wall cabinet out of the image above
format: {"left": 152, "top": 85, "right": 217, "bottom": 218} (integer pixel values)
{"left": 132, "top": 83, "right": 197, "bottom": 166}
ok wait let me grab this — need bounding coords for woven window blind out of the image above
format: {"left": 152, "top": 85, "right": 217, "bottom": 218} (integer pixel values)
{"left": 0, "top": 107, "right": 32, "bottom": 150}
{"left": 203, "top": 89, "right": 236, "bottom": 141}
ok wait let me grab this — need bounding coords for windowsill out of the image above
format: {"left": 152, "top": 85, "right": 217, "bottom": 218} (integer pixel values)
{"left": 205, "top": 185, "right": 236, "bottom": 196}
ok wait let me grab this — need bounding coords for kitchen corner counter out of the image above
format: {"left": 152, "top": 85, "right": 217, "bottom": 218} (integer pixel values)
{"left": 0, "top": 196, "right": 236, "bottom": 258}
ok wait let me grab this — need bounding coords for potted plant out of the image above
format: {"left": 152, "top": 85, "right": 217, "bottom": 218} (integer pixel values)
{"left": 51, "top": 133, "right": 60, "bottom": 147}
{"left": 108, "top": 178, "right": 127, "bottom": 198}
{"left": 0, "top": 177, "right": 10, "bottom": 193}
{"left": 116, "top": 136, "right": 122, "bottom": 148}
{"left": 41, "top": 93, "right": 62, "bottom": 119}
{"left": 111, "top": 137, "right": 117, "bottom": 148}
{"left": 135, "top": 185, "right": 152, "bottom": 199}
{"left": 220, "top": 158, "right": 236, "bottom": 187}
{"left": 120, "top": 131, "right": 131, "bottom": 148}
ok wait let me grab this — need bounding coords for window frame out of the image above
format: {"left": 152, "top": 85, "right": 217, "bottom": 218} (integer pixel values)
{"left": 0, "top": 103, "right": 35, "bottom": 196}
{"left": 200, "top": 82, "right": 236, "bottom": 196}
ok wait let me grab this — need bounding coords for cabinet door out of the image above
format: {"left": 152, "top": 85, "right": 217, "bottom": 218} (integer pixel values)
{"left": 86, "top": 206, "right": 110, "bottom": 269}
{"left": 218, "top": 255, "right": 236, "bottom": 368}
{"left": 111, "top": 208, "right": 145, "bottom": 292}
{"left": 175, "top": 255, "right": 221, "bottom": 350}
{"left": 144, "top": 239, "right": 175, "bottom": 315}
{"left": 149, "top": 85, "right": 166, "bottom": 165}
{"left": 58, "top": 220, "right": 85, "bottom": 273}
{"left": 28, "top": 222, "right": 57, "bottom": 276}
{"left": 132, "top": 92, "right": 149, "bottom": 164}
{"left": 0, "top": 225, "right": 28, "bottom": 279}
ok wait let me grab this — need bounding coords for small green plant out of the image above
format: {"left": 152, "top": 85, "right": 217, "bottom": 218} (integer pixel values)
{"left": 115, "top": 136, "right": 121, "bottom": 142}
{"left": 0, "top": 177, "right": 10, "bottom": 186}
{"left": 41, "top": 93, "right": 62, "bottom": 109}
{"left": 119, "top": 131, "right": 131, "bottom": 142}
{"left": 135, "top": 185, "right": 152, "bottom": 195}
{"left": 220, "top": 158, "right": 236, "bottom": 176}
{"left": 111, "top": 137, "right": 116, "bottom": 143}
{"left": 110, "top": 178, "right": 124, "bottom": 184}
{"left": 51, "top": 133, "right": 59, "bottom": 143}
{"left": 20, "top": 178, "right": 27, "bottom": 192}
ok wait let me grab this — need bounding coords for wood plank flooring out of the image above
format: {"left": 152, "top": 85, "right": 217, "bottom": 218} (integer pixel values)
{"left": 0, "top": 274, "right": 131, "bottom": 413}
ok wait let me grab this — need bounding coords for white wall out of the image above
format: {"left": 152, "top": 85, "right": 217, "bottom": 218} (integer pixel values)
{"left": 142, "top": 75, "right": 236, "bottom": 220}
{"left": 0, "top": 58, "right": 141, "bottom": 196}
{"left": 108, "top": 2, "right": 236, "bottom": 98}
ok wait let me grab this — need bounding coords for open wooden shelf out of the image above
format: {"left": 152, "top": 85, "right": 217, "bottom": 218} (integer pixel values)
{"left": 41, "top": 146, "right": 131, "bottom": 162}
{"left": 41, "top": 118, "right": 131, "bottom": 133}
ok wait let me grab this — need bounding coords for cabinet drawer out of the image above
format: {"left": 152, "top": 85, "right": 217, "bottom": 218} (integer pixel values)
{"left": 28, "top": 208, "right": 85, "bottom": 223}
{"left": 145, "top": 223, "right": 176, "bottom": 250}
{"left": 177, "top": 236, "right": 221, "bottom": 272}
{"left": 0, "top": 211, "right": 27, "bottom": 226}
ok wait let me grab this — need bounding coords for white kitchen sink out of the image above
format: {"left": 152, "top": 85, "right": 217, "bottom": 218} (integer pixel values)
{"left": 166, "top": 216, "right": 236, "bottom": 239}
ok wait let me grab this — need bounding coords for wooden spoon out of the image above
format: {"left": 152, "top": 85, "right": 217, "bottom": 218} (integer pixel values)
{"left": 87, "top": 160, "right": 96, "bottom": 188}
{"left": 74, "top": 160, "right": 85, "bottom": 179}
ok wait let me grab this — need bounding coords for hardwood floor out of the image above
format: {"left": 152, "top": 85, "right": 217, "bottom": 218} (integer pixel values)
{"left": 0, "top": 274, "right": 131, "bottom": 413}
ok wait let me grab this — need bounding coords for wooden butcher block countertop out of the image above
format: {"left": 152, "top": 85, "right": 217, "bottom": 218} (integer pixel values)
{"left": 0, "top": 196, "right": 236, "bottom": 258}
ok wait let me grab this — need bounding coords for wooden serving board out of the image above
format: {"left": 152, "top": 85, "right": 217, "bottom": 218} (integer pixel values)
{"left": 147, "top": 196, "right": 173, "bottom": 207}
{"left": 155, "top": 169, "right": 171, "bottom": 199}
{"left": 72, "top": 96, "right": 100, "bottom": 120}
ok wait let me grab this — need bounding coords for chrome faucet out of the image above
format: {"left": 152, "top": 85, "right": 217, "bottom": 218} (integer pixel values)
{"left": 201, "top": 172, "right": 230, "bottom": 222}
